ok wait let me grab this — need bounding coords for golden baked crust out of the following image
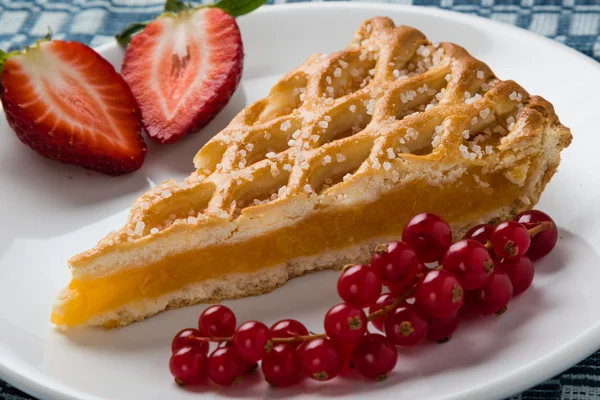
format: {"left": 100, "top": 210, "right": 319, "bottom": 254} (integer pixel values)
{"left": 53, "top": 17, "right": 571, "bottom": 329}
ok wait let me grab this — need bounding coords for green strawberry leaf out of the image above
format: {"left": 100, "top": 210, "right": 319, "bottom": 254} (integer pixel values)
{"left": 0, "top": 49, "right": 8, "bottom": 77}
{"left": 116, "top": 0, "right": 267, "bottom": 47}
{"left": 211, "top": 0, "right": 268, "bottom": 17}
{"left": 115, "top": 22, "right": 150, "bottom": 46}
{"left": 164, "top": 0, "right": 193, "bottom": 13}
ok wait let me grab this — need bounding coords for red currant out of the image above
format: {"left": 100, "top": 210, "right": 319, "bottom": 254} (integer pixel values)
{"left": 402, "top": 213, "right": 452, "bottom": 263}
{"left": 233, "top": 321, "right": 272, "bottom": 363}
{"left": 171, "top": 328, "right": 209, "bottom": 354}
{"left": 491, "top": 221, "right": 531, "bottom": 259}
{"left": 324, "top": 303, "right": 367, "bottom": 344}
{"left": 384, "top": 262, "right": 429, "bottom": 295}
{"left": 386, "top": 280, "right": 408, "bottom": 296}
{"left": 217, "top": 341, "right": 233, "bottom": 349}
{"left": 371, "top": 241, "right": 420, "bottom": 287}
{"left": 464, "top": 224, "right": 495, "bottom": 246}
{"left": 352, "top": 333, "right": 398, "bottom": 381}
{"left": 515, "top": 210, "right": 558, "bottom": 260}
{"left": 427, "top": 312, "right": 460, "bottom": 342}
{"left": 169, "top": 346, "right": 208, "bottom": 386}
{"left": 299, "top": 338, "right": 341, "bottom": 381}
{"left": 417, "top": 262, "right": 429, "bottom": 276}
{"left": 246, "top": 362, "right": 259, "bottom": 373}
{"left": 198, "top": 305, "right": 236, "bottom": 338}
{"left": 334, "top": 342, "right": 355, "bottom": 373}
{"left": 460, "top": 292, "right": 484, "bottom": 318}
{"left": 368, "top": 293, "right": 395, "bottom": 332}
{"left": 497, "top": 256, "right": 534, "bottom": 296}
{"left": 414, "top": 270, "right": 464, "bottom": 318}
{"left": 463, "top": 272, "right": 513, "bottom": 316}
{"left": 261, "top": 344, "right": 301, "bottom": 387}
{"left": 270, "top": 319, "right": 309, "bottom": 346}
{"left": 385, "top": 262, "right": 425, "bottom": 294}
{"left": 442, "top": 239, "right": 494, "bottom": 290}
{"left": 207, "top": 347, "right": 245, "bottom": 386}
{"left": 337, "top": 264, "right": 382, "bottom": 307}
{"left": 384, "top": 304, "right": 428, "bottom": 347}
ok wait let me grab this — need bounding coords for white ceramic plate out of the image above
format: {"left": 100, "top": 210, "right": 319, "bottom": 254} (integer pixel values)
{"left": 1, "top": 3, "right": 599, "bottom": 400}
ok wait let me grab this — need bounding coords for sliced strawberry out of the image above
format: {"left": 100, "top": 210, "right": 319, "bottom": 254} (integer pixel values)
{"left": 1, "top": 40, "right": 146, "bottom": 175}
{"left": 121, "top": 7, "right": 243, "bottom": 144}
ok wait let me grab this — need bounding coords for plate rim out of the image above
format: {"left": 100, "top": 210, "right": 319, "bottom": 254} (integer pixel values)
{"left": 1, "top": 2, "right": 599, "bottom": 399}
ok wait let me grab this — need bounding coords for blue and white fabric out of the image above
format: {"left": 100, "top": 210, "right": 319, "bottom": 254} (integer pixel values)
{"left": 1, "top": 0, "right": 600, "bottom": 61}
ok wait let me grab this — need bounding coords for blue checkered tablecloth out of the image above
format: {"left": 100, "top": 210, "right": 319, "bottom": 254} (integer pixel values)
{"left": 1, "top": 1, "right": 599, "bottom": 399}
{"left": 1, "top": 0, "right": 600, "bottom": 60}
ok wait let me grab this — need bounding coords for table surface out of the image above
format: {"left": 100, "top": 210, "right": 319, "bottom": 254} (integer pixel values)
{"left": 0, "top": 1, "right": 599, "bottom": 399}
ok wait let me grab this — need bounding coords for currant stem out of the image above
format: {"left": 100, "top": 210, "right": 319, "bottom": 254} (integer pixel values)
{"left": 191, "top": 333, "right": 327, "bottom": 344}
{"left": 366, "top": 288, "right": 414, "bottom": 322}
{"left": 192, "top": 336, "right": 233, "bottom": 342}
{"left": 483, "top": 221, "right": 552, "bottom": 250}
{"left": 271, "top": 333, "right": 327, "bottom": 343}
{"left": 528, "top": 221, "right": 553, "bottom": 237}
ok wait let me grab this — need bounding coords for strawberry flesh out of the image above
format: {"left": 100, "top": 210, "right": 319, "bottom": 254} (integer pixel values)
{"left": 1, "top": 40, "right": 146, "bottom": 175}
{"left": 122, "top": 7, "right": 243, "bottom": 144}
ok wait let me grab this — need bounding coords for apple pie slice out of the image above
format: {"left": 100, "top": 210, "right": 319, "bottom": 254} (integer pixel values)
{"left": 52, "top": 17, "right": 571, "bottom": 328}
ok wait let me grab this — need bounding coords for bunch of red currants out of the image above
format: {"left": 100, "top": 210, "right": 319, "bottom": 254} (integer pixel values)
{"left": 169, "top": 210, "right": 558, "bottom": 387}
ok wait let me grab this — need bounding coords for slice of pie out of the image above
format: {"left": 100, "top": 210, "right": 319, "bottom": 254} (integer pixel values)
{"left": 52, "top": 17, "right": 572, "bottom": 328}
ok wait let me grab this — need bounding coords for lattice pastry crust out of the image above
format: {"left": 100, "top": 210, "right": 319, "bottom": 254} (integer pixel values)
{"left": 53, "top": 17, "right": 571, "bottom": 328}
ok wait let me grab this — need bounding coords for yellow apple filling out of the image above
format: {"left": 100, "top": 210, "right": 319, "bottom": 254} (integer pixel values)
{"left": 52, "top": 169, "right": 526, "bottom": 327}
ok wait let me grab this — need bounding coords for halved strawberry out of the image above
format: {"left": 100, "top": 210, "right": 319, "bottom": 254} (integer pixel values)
{"left": 118, "top": 0, "right": 264, "bottom": 144}
{"left": 1, "top": 40, "right": 147, "bottom": 175}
